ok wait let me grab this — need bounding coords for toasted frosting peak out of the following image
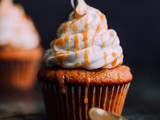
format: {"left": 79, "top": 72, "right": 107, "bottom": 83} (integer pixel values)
{"left": 44, "top": 0, "right": 123, "bottom": 70}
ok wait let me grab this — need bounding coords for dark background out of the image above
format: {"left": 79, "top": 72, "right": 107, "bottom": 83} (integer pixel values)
{"left": 2, "top": 0, "right": 159, "bottom": 119}
{"left": 15, "top": 0, "right": 160, "bottom": 70}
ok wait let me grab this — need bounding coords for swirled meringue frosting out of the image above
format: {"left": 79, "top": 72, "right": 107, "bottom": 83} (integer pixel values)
{"left": 0, "top": 0, "right": 40, "bottom": 50}
{"left": 44, "top": 0, "right": 123, "bottom": 70}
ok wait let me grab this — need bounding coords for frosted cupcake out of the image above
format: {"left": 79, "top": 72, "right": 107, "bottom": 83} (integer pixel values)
{"left": 38, "top": 0, "right": 133, "bottom": 119}
{"left": 0, "top": 0, "right": 43, "bottom": 90}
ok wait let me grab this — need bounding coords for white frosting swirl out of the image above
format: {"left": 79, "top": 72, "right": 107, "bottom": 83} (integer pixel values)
{"left": 44, "top": 0, "right": 123, "bottom": 70}
{"left": 0, "top": 0, "right": 39, "bottom": 50}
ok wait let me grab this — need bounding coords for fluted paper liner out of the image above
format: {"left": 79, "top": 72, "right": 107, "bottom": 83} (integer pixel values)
{"left": 0, "top": 60, "right": 40, "bottom": 90}
{"left": 42, "top": 82, "right": 130, "bottom": 120}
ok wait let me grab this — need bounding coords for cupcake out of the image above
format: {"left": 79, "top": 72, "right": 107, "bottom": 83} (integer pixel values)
{"left": 38, "top": 0, "right": 133, "bottom": 120}
{"left": 0, "top": 0, "right": 43, "bottom": 90}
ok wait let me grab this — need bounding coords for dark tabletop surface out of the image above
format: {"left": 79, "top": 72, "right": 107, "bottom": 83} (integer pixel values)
{"left": 0, "top": 68, "right": 160, "bottom": 120}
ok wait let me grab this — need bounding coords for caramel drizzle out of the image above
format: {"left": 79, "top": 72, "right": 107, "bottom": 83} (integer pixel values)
{"left": 72, "top": 24, "right": 78, "bottom": 31}
{"left": 92, "top": 23, "right": 101, "bottom": 46}
{"left": 76, "top": 62, "right": 81, "bottom": 67}
{"left": 55, "top": 71, "right": 66, "bottom": 94}
{"left": 55, "top": 38, "right": 64, "bottom": 47}
{"left": 84, "top": 49, "right": 89, "bottom": 66}
{"left": 74, "top": 34, "right": 80, "bottom": 57}
{"left": 82, "top": 21, "right": 89, "bottom": 48}
{"left": 103, "top": 52, "right": 108, "bottom": 67}
{"left": 54, "top": 52, "right": 67, "bottom": 66}
{"left": 119, "top": 54, "right": 124, "bottom": 65}
{"left": 84, "top": 77, "right": 91, "bottom": 120}
{"left": 112, "top": 52, "right": 118, "bottom": 67}
{"left": 92, "top": 12, "right": 104, "bottom": 45}
{"left": 65, "top": 36, "right": 70, "bottom": 43}
{"left": 63, "top": 22, "right": 69, "bottom": 33}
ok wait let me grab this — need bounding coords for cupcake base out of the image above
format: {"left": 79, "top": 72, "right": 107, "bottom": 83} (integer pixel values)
{"left": 38, "top": 65, "right": 132, "bottom": 120}
{"left": 0, "top": 60, "right": 40, "bottom": 90}
{"left": 0, "top": 47, "right": 43, "bottom": 91}
{"left": 41, "top": 82, "right": 130, "bottom": 120}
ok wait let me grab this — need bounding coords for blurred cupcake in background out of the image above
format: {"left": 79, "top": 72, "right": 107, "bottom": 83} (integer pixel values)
{"left": 0, "top": 0, "right": 43, "bottom": 91}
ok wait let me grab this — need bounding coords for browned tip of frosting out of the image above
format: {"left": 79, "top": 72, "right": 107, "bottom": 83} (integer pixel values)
{"left": 38, "top": 65, "right": 133, "bottom": 86}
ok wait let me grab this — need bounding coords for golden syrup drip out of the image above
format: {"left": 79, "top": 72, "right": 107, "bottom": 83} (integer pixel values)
{"left": 84, "top": 77, "right": 91, "bottom": 120}
{"left": 54, "top": 52, "right": 67, "bottom": 66}
{"left": 84, "top": 49, "right": 89, "bottom": 66}
{"left": 71, "top": 18, "right": 79, "bottom": 25}
{"left": 112, "top": 52, "right": 117, "bottom": 58}
{"left": 112, "top": 58, "right": 118, "bottom": 67}
{"left": 72, "top": 24, "right": 78, "bottom": 31}
{"left": 92, "top": 23, "right": 101, "bottom": 45}
{"left": 65, "top": 36, "right": 70, "bottom": 43}
{"left": 100, "top": 14, "right": 105, "bottom": 21}
{"left": 84, "top": 89, "right": 89, "bottom": 104}
{"left": 82, "top": 30, "right": 89, "bottom": 48}
{"left": 63, "top": 22, "right": 69, "bottom": 33}
{"left": 119, "top": 54, "right": 124, "bottom": 65}
{"left": 56, "top": 71, "right": 66, "bottom": 94}
{"left": 82, "top": 16, "right": 89, "bottom": 48}
{"left": 84, "top": 76, "right": 91, "bottom": 104}
{"left": 55, "top": 38, "right": 64, "bottom": 47}
{"left": 76, "top": 62, "right": 81, "bottom": 67}
{"left": 103, "top": 52, "right": 108, "bottom": 67}
{"left": 75, "top": 34, "right": 80, "bottom": 57}
{"left": 111, "top": 52, "right": 118, "bottom": 67}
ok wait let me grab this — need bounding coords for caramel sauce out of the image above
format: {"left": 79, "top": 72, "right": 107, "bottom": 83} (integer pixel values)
{"left": 112, "top": 52, "right": 117, "bottom": 58}
{"left": 84, "top": 49, "right": 89, "bottom": 66}
{"left": 82, "top": 30, "right": 89, "bottom": 48}
{"left": 119, "top": 54, "right": 124, "bottom": 65}
{"left": 103, "top": 52, "right": 108, "bottom": 67}
{"left": 54, "top": 52, "right": 67, "bottom": 66}
{"left": 63, "top": 23, "right": 69, "bottom": 33}
{"left": 55, "top": 71, "right": 66, "bottom": 94}
{"left": 100, "top": 14, "right": 105, "bottom": 21}
{"left": 84, "top": 86, "right": 89, "bottom": 104}
{"left": 111, "top": 52, "right": 118, "bottom": 67}
{"left": 73, "top": 24, "right": 78, "bottom": 31}
{"left": 65, "top": 36, "right": 70, "bottom": 43}
{"left": 55, "top": 38, "right": 64, "bottom": 47}
{"left": 76, "top": 62, "right": 81, "bottom": 67}
{"left": 71, "top": 18, "right": 79, "bottom": 24}
{"left": 75, "top": 34, "right": 80, "bottom": 57}
{"left": 55, "top": 52, "right": 66, "bottom": 57}
{"left": 92, "top": 23, "right": 101, "bottom": 45}
{"left": 112, "top": 58, "right": 118, "bottom": 67}
{"left": 84, "top": 77, "right": 91, "bottom": 120}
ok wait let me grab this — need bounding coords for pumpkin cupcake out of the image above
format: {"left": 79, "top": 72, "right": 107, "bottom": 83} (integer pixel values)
{"left": 0, "top": 0, "right": 43, "bottom": 90}
{"left": 38, "top": 0, "right": 133, "bottom": 119}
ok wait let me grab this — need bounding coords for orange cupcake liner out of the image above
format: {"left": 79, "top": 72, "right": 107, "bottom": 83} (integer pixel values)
{"left": 41, "top": 82, "right": 130, "bottom": 120}
{"left": 0, "top": 60, "right": 40, "bottom": 91}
